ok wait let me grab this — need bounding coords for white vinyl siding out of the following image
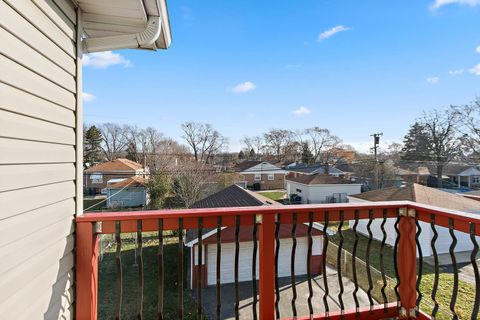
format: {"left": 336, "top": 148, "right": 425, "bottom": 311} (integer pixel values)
{"left": 0, "top": 1, "right": 78, "bottom": 319}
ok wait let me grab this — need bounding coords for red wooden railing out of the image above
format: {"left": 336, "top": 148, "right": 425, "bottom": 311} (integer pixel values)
{"left": 76, "top": 201, "right": 480, "bottom": 320}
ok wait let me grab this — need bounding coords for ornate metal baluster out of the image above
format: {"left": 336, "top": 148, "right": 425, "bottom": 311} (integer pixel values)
{"left": 351, "top": 210, "right": 360, "bottom": 315}
{"left": 448, "top": 218, "right": 459, "bottom": 320}
{"left": 336, "top": 210, "right": 345, "bottom": 314}
{"left": 178, "top": 218, "right": 184, "bottom": 319}
{"left": 366, "top": 210, "right": 374, "bottom": 311}
{"left": 415, "top": 213, "right": 423, "bottom": 315}
{"left": 470, "top": 222, "right": 480, "bottom": 319}
{"left": 290, "top": 212, "right": 297, "bottom": 318}
{"left": 216, "top": 216, "right": 222, "bottom": 320}
{"left": 137, "top": 220, "right": 144, "bottom": 320}
{"left": 322, "top": 211, "right": 330, "bottom": 316}
{"left": 234, "top": 215, "right": 240, "bottom": 320}
{"left": 379, "top": 209, "right": 388, "bottom": 311}
{"left": 430, "top": 214, "right": 440, "bottom": 318}
{"left": 307, "top": 212, "right": 314, "bottom": 317}
{"left": 252, "top": 215, "right": 258, "bottom": 320}
{"left": 197, "top": 217, "right": 203, "bottom": 320}
{"left": 274, "top": 214, "right": 281, "bottom": 319}
{"left": 158, "top": 219, "right": 164, "bottom": 320}
{"left": 393, "top": 212, "right": 401, "bottom": 305}
{"left": 115, "top": 221, "right": 123, "bottom": 320}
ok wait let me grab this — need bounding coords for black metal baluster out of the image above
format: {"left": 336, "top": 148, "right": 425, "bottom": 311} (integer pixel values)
{"left": 393, "top": 212, "right": 401, "bottom": 305}
{"left": 307, "top": 212, "right": 314, "bottom": 317}
{"left": 448, "top": 218, "right": 459, "bottom": 320}
{"left": 366, "top": 210, "right": 374, "bottom": 310}
{"left": 290, "top": 212, "right": 298, "bottom": 318}
{"left": 274, "top": 214, "right": 281, "bottom": 319}
{"left": 137, "top": 220, "right": 144, "bottom": 320}
{"left": 115, "top": 221, "right": 123, "bottom": 320}
{"left": 470, "top": 223, "right": 480, "bottom": 320}
{"left": 351, "top": 210, "right": 360, "bottom": 315}
{"left": 430, "top": 214, "right": 440, "bottom": 318}
{"left": 234, "top": 215, "right": 240, "bottom": 320}
{"left": 158, "top": 219, "right": 164, "bottom": 320}
{"left": 415, "top": 213, "right": 423, "bottom": 315}
{"left": 322, "top": 211, "right": 330, "bottom": 316}
{"left": 216, "top": 216, "right": 222, "bottom": 320}
{"left": 379, "top": 209, "right": 388, "bottom": 310}
{"left": 178, "top": 218, "right": 184, "bottom": 320}
{"left": 197, "top": 217, "right": 203, "bottom": 320}
{"left": 336, "top": 211, "right": 345, "bottom": 314}
{"left": 252, "top": 215, "right": 258, "bottom": 320}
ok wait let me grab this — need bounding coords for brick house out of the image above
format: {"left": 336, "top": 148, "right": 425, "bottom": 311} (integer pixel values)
{"left": 84, "top": 158, "right": 148, "bottom": 194}
{"left": 235, "top": 161, "right": 288, "bottom": 190}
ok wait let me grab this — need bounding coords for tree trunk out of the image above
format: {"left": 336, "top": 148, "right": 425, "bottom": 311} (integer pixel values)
{"left": 437, "top": 165, "right": 443, "bottom": 188}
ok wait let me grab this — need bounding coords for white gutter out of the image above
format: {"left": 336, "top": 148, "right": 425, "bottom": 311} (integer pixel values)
{"left": 83, "top": 15, "right": 162, "bottom": 53}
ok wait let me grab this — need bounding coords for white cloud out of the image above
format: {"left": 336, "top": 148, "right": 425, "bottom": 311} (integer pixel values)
{"left": 470, "top": 64, "right": 480, "bottom": 75}
{"left": 83, "top": 51, "right": 132, "bottom": 69}
{"left": 292, "top": 106, "right": 311, "bottom": 117}
{"left": 83, "top": 92, "right": 96, "bottom": 102}
{"left": 231, "top": 81, "right": 256, "bottom": 93}
{"left": 430, "top": 0, "right": 480, "bottom": 10}
{"left": 448, "top": 69, "right": 464, "bottom": 75}
{"left": 476, "top": 45, "right": 480, "bottom": 54}
{"left": 426, "top": 76, "right": 440, "bottom": 84}
{"left": 318, "top": 25, "right": 350, "bottom": 41}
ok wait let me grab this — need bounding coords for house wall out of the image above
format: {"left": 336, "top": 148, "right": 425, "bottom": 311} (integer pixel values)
{"left": 106, "top": 187, "right": 147, "bottom": 208}
{"left": 244, "top": 172, "right": 286, "bottom": 190}
{"left": 286, "top": 181, "right": 362, "bottom": 204}
{"left": 0, "top": 1, "right": 79, "bottom": 318}
{"left": 85, "top": 171, "right": 138, "bottom": 193}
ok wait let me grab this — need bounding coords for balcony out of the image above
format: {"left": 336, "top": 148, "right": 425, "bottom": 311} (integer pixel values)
{"left": 76, "top": 201, "right": 480, "bottom": 319}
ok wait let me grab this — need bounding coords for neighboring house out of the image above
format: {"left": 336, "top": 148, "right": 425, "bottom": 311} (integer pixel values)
{"left": 235, "top": 161, "right": 288, "bottom": 190}
{"left": 0, "top": 1, "right": 171, "bottom": 318}
{"left": 106, "top": 176, "right": 148, "bottom": 208}
{"left": 185, "top": 185, "right": 331, "bottom": 288}
{"left": 443, "top": 165, "right": 480, "bottom": 189}
{"left": 349, "top": 183, "right": 480, "bottom": 259}
{"left": 287, "top": 163, "right": 346, "bottom": 178}
{"left": 84, "top": 158, "right": 148, "bottom": 194}
{"left": 286, "top": 174, "right": 363, "bottom": 204}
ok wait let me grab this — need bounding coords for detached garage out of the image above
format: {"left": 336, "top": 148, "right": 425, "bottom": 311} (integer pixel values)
{"left": 185, "top": 185, "right": 331, "bottom": 288}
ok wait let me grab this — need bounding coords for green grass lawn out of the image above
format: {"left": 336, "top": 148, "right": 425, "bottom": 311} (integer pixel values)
{"left": 98, "top": 233, "right": 204, "bottom": 319}
{"left": 258, "top": 191, "right": 286, "bottom": 203}
{"left": 84, "top": 197, "right": 106, "bottom": 211}
{"left": 329, "top": 229, "right": 476, "bottom": 319}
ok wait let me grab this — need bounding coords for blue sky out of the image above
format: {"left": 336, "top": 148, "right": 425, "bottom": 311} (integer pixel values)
{"left": 83, "top": 0, "right": 480, "bottom": 152}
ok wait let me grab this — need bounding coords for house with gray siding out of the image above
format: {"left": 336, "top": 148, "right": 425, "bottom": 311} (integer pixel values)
{"left": 0, "top": 1, "right": 171, "bottom": 318}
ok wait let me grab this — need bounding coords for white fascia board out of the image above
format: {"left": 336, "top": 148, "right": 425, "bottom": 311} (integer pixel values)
{"left": 185, "top": 227, "right": 228, "bottom": 247}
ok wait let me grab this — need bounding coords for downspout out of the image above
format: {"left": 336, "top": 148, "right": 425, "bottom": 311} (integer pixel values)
{"left": 83, "top": 15, "right": 162, "bottom": 53}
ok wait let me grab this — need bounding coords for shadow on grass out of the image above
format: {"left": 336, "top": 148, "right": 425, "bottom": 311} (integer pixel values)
{"left": 98, "top": 237, "right": 203, "bottom": 319}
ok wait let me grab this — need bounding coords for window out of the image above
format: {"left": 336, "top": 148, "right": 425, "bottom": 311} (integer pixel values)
{"left": 296, "top": 188, "right": 302, "bottom": 193}
{"left": 90, "top": 173, "right": 103, "bottom": 184}
{"left": 254, "top": 173, "right": 261, "bottom": 181}
{"left": 473, "top": 176, "right": 480, "bottom": 184}
{"left": 268, "top": 174, "right": 274, "bottom": 181}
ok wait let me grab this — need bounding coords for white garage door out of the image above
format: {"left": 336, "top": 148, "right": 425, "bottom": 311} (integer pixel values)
{"left": 206, "top": 237, "right": 322, "bottom": 285}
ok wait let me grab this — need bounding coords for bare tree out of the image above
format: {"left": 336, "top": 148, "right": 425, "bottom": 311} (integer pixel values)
{"left": 172, "top": 162, "right": 209, "bottom": 208}
{"left": 302, "top": 127, "right": 343, "bottom": 172}
{"left": 149, "top": 138, "right": 190, "bottom": 173}
{"left": 241, "top": 135, "right": 264, "bottom": 160}
{"left": 455, "top": 99, "right": 480, "bottom": 160}
{"left": 181, "top": 122, "right": 227, "bottom": 163}
{"left": 99, "top": 123, "right": 129, "bottom": 160}
{"left": 420, "top": 109, "right": 460, "bottom": 187}
{"left": 263, "top": 129, "right": 295, "bottom": 162}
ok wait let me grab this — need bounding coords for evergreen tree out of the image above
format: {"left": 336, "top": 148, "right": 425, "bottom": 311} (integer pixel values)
{"left": 125, "top": 141, "right": 139, "bottom": 162}
{"left": 401, "top": 122, "right": 431, "bottom": 161}
{"left": 249, "top": 148, "right": 256, "bottom": 160}
{"left": 238, "top": 150, "right": 245, "bottom": 160}
{"left": 146, "top": 174, "right": 170, "bottom": 209}
{"left": 301, "top": 142, "right": 314, "bottom": 164}
{"left": 84, "top": 125, "right": 103, "bottom": 168}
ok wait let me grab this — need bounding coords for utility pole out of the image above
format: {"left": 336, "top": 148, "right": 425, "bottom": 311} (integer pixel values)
{"left": 371, "top": 132, "right": 383, "bottom": 189}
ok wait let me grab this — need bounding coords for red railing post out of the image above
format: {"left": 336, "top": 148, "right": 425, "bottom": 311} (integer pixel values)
{"left": 76, "top": 221, "right": 99, "bottom": 320}
{"left": 259, "top": 213, "right": 275, "bottom": 319}
{"left": 398, "top": 208, "right": 417, "bottom": 319}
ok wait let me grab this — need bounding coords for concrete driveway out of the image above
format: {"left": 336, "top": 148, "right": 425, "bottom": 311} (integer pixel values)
{"left": 194, "top": 267, "right": 373, "bottom": 319}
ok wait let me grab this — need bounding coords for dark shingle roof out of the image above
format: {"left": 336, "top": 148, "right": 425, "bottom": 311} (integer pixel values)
{"left": 286, "top": 173, "right": 355, "bottom": 185}
{"left": 288, "top": 164, "right": 344, "bottom": 175}
{"left": 234, "top": 161, "right": 263, "bottom": 171}
{"left": 191, "top": 184, "right": 265, "bottom": 208}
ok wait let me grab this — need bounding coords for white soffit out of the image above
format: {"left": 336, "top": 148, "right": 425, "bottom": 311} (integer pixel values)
{"left": 79, "top": 0, "right": 171, "bottom": 52}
